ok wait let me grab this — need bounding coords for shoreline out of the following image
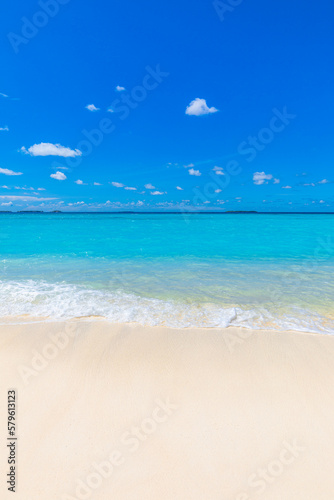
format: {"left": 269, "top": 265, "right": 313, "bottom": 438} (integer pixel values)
{"left": 0, "top": 315, "right": 331, "bottom": 335}
{"left": 1, "top": 321, "right": 334, "bottom": 498}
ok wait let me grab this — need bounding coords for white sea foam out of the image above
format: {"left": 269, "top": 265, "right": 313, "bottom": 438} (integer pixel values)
{"left": 0, "top": 280, "right": 333, "bottom": 333}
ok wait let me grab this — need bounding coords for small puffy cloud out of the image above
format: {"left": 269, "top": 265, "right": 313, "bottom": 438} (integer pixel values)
{"left": 50, "top": 171, "right": 67, "bottom": 181}
{"left": 273, "top": 178, "right": 280, "bottom": 184}
{"left": 124, "top": 186, "right": 137, "bottom": 191}
{"left": 188, "top": 168, "right": 201, "bottom": 176}
{"left": 111, "top": 182, "right": 124, "bottom": 188}
{"left": 176, "top": 186, "right": 183, "bottom": 190}
{"left": 85, "top": 104, "right": 100, "bottom": 112}
{"left": 75, "top": 180, "right": 85, "bottom": 185}
{"left": 21, "top": 143, "right": 82, "bottom": 157}
{"left": 0, "top": 126, "right": 9, "bottom": 131}
{"left": 215, "top": 189, "right": 222, "bottom": 193}
{"left": 1, "top": 185, "right": 9, "bottom": 189}
{"left": 144, "top": 183, "right": 155, "bottom": 189}
{"left": 37, "top": 187, "right": 45, "bottom": 191}
{"left": 282, "top": 185, "right": 292, "bottom": 189}
{"left": 93, "top": 182, "right": 102, "bottom": 186}
{"left": 116, "top": 85, "right": 126, "bottom": 92}
{"left": 0, "top": 167, "right": 23, "bottom": 176}
{"left": 213, "top": 166, "right": 225, "bottom": 176}
{"left": 151, "top": 191, "right": 164, "bottom": 195}
{"left": 185, "top": 98, "right": 218, "bottom": 116}
{"left": 320, "top": 200, "right": 325, "bottom": 203}
{"left": 1, "top": 202, "right": 12, "bottom": 206}
{"left": 253, "top": 171, "right": 273, "bottom": 185}
{"left": 318, "top": 179, "right": 329, "bottom": 184}
{"left": 184, "top": 163, "right": 194, "bottom": 168}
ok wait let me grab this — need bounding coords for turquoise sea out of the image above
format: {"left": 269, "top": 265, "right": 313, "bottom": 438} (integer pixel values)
{"left": 0, "top": 213, "right": 333, "bottom": 332}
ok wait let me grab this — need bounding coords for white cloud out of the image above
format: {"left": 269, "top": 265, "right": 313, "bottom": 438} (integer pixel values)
{"left": 1, "top": 185, "right": 9, "bottom": 189}
{"left": 176, "top": 186, "right": 183, "bottom": 190}
{"left": 282, "top": 185, "right": 292, "bottom": 189}
{"left": 144, "top": 183, "right": 155, "bottom": 189}
{"left": 253, "top": 172, "right": 273, "bottom": 185}
{"left": 0, "top": 93, "right": 8, "bottom": 98}
{"left": 215, "top": 170, "right": 225, "bottom": 176}
{"left": 0, "top": 196, "right": 57, "bottom": 201}
{"left": 0, "top": 126, "right": 9, "bottom": 131}
{"left": 318, "top": 179, "right": 329, "bottom": 184}
{"left": 93, "top": 182, "right": 102, "bottom": 186}
{"left": 236, "top": 197, "right": 242, "bottom": 200}
{"left": 303, "top": 183, "right": 315, "bottom": 187}
{"left": 215, "top": 189, "right": 222, "bottom": 193}
{"left": 37, "top": 187, "right": 46, "bottom": 191}
{"left": 150, "top": 191, "right": 164, "bottom": 195}
{"left": 320, "top": 200, "right": 325, "bottom": 203}
{"left": 124, "top": 186, "right": 137, "bottom": 191}
{"left": 213, "top": 166, "right": 223, "bottom": 172}
{"left": 185, "top": 98, "right": 218, "bottom": 116}
{"left": 0, "top": 167, "right": 23, "bottom": 176}
{"left": 184, "top": 163, "right": 194, "bottom": 168}
{"left": 273, "top": 178, "right": 280, "bottom": 184}
{"left": 188, "top": 168, "right": 201, "bottom": 176}
{"left": 85, "top": 104, "right": 100, "bottom": 112}
{"left": 50, "top": 171, "right": 67, "bottom": 181}
{"left": 116, "top": 85, "right": 126, "bottom": 92}
{"left": 1, "top": 202, "right": 12, "bottom": 206}
{"left": 111, "top": 182, "right": 124, "bottom": 188}
{"left": 75, "top": 180, "right": 85, "bottom": 185}
{"left": 21, "top": 143, "right": 82, "bottom": 157}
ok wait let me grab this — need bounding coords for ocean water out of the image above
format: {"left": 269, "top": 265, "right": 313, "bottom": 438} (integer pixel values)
{"left": 0, "top": 213, "right": 333, "bottom": 332}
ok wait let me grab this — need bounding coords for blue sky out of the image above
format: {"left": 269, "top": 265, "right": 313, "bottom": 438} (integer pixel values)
{"left": 1, "top": 0, "right": 333, "bottom": 211}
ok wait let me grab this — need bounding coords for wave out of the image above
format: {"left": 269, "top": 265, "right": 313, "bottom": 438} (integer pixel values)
{"left": 0, "top": 280, "right": 333, "bottom": 334}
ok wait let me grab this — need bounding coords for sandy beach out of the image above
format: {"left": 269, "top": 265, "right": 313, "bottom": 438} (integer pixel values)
{"left": 0, "top": 321, "right": 333, "bottom": 499}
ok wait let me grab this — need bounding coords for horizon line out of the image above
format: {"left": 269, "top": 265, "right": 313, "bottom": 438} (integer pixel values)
{"left": 1, "top": 211, "right": 334, "bottom": 215}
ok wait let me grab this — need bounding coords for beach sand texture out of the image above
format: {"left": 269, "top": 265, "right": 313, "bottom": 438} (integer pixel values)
{"left": 1, "top": 321, "right": 334, "bottom": 499}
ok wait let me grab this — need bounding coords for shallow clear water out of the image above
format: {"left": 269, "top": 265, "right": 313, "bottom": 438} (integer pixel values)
{"left": 0, "top": 213, "right": 333, "bottom": 332}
